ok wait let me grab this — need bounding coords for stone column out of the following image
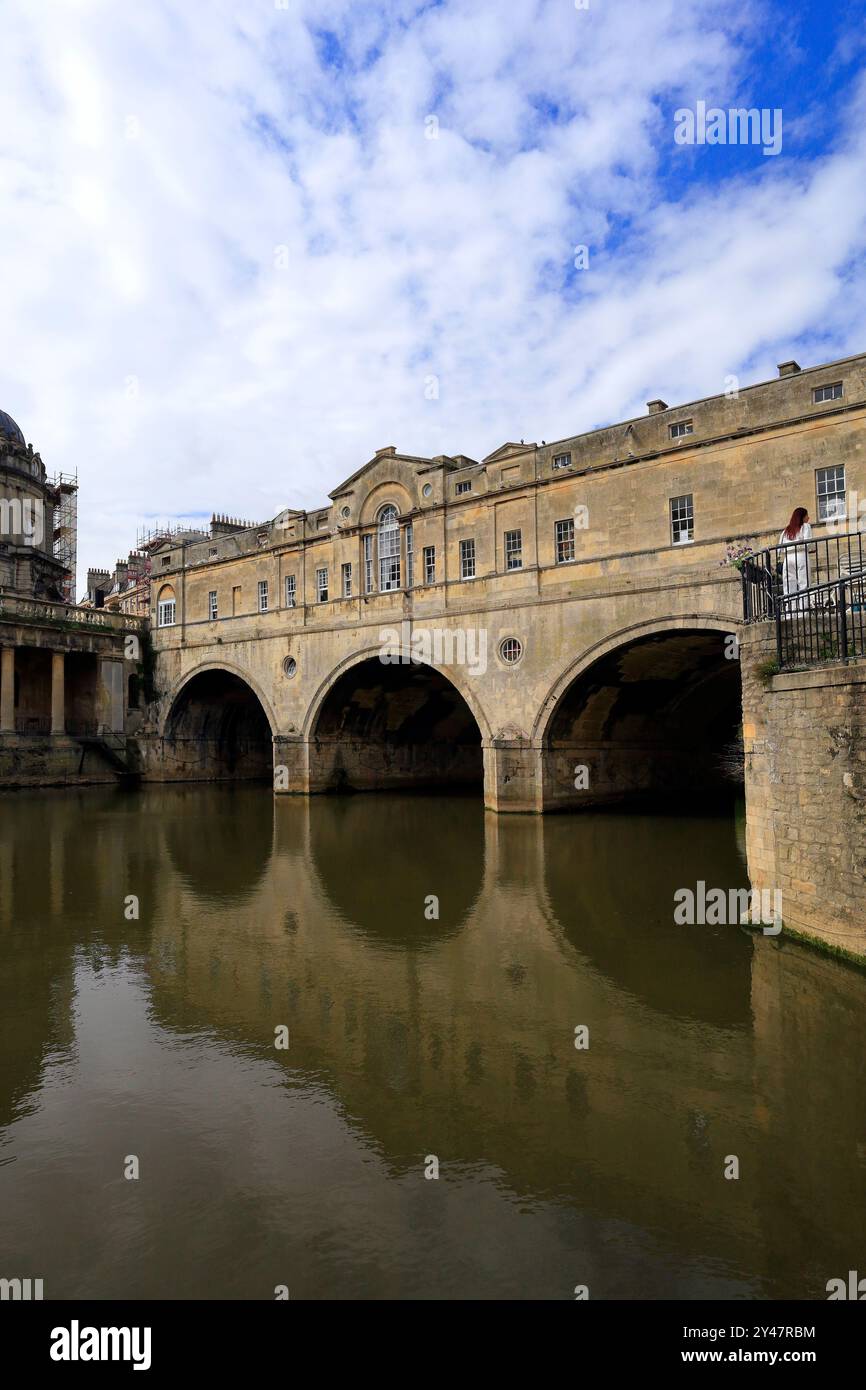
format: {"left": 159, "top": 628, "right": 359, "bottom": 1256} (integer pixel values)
{"left": 51, "top": 650, "right": 66, "bottom": 735}
{"left": 98, "top": 658, "right": 125, "bottom": 733}
{"left": 273, "top": 735, "right": 310, "bottom": 794}
{"left": 483, "top": 740, "right": 544, "bottom": 813}
{"left": 0, "top": 646, "right": 14, "bottom": 732}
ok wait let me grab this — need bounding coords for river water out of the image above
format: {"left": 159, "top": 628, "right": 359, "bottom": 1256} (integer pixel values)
{"left": 1, "top": 786, "right": 863, "bottom": 1300}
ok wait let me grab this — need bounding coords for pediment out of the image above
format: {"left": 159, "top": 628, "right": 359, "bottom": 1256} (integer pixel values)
{"left": 482, "top": 442, "right": 535, "bottom": 465}
{"left": 329, "top": 448, "right": 431, "bottom": 501}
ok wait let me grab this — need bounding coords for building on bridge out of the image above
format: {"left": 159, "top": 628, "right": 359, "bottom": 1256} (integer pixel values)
{"left": 142, "top": 351, "right": 866, "bottom": 956}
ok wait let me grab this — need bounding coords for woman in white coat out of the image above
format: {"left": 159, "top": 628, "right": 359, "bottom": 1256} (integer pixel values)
{"left": 778, "top": 506, "right": 812, "bottom": 608}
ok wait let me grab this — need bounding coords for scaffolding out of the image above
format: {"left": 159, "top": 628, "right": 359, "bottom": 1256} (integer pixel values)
{"left": 135, "top": 520, "right": 209, "bottom": 549}
{"left": 48, "top": 471, "right": 78, "bottom": 604}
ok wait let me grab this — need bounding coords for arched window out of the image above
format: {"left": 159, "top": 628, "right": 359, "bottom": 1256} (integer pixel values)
{"left": 377, "top": 505, "right": 401, "bottom": 592}
{"left": 156, "top": 583, "right": 176, "bottom": 627}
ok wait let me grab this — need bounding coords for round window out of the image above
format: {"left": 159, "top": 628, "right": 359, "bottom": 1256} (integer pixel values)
{"left": 283, "top": 656, "right": 297, "bottom": 678}
{"left": 422, "top": 483, "right": 432, "bottom": 498}
{"left": 499, "top": 637, "right": 523, "bottom": 665}
{"left": 341, "top": 505, "right": 350, "bottom": 519}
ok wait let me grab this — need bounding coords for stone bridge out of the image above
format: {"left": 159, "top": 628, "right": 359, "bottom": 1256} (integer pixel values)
{"left": 142, "top": 353, "right": 866, "bottom": 954}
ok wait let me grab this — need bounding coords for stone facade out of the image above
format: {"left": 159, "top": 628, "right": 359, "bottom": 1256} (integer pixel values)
{"left": 144, "top": 352, "right": 866, "bottom": 809}
{"left": 0, "top": 410, "right": 143, "bottom": 787}
{"left": 741, "top": 624, "right": 866, "bottom": 957}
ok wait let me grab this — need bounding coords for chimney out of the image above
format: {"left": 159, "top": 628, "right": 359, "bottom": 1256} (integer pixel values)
{"left": 778, "top": 360, "right": 801, "bottom": 377}
{"left": 647, "top": 399, "right": 668, "bottom": 415}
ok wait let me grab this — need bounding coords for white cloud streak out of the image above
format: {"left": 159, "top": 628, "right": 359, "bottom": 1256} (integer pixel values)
{"left": 1, "top": 0, "right": 865, "bottom": 581}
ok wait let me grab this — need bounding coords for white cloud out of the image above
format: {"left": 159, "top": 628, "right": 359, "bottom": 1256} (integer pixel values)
{"left": 0, "top": 0, "right": 864, "bottom": 586}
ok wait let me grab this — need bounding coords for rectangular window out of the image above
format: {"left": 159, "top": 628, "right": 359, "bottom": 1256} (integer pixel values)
{"left": 208, "top": 590, "right": 218, "bottom": 621}
{"left": 814, "top": 382, "right": 843, "bottom": 403}
{"left": 208, "top": 547, "right": 218, "bottom": 558}
{"left": 157, "top": 598, "right": 175, "bottom": 627}
{"left": 161, "top": 555, "right": 171, "bottom": 567}
{"left": 670, "top": 494, "right": 694, "bottom": 544}
{"left": 423, "top": 545, "right": 435, "bottom": 585}
{"left": 342, "top": 562, "right": 352, "bottom": 598}
{"left": 816, "top": 464, "right": 846, "bottom": 521}
{"left": 552, "top": 453, "right": 571, "bottom": 470}
{"left": 555, "top": 518, "right": 575, "bottom": 564}
{"left": 670, "top": 420, "right": 693, "bottom": 439}
{"left": 406, "top": 523, "right": 414, "bottom": 588}
{"left": 232, "top": 585, "right": 241, "bottom": 616}
{"left": 459, "top": 538, "right": 476, "bottom": 579}
{"left": 316, "top": 567, "right": 328, "bottom": 603}
{"left": 364, "top": 533, "right": 374, "bottom": 593}
{"left": 456, "top": 480, "right": 472, "bottom": 495}
{"left": 258, "top": 579, "right": 269, "bottom": 613}
{"left": 504, "top": 528, "right": 523, "bottom": 570}
{"left": 285, "top": 574, "right": 296, "bottom": 608}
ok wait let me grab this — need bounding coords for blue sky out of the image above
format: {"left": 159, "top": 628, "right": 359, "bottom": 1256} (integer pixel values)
{"left": 1, "top": 0, "right": 866, "bottom": 584}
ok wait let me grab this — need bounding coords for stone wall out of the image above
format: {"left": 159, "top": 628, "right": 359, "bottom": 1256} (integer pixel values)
{"left": 741, "top": 624, "right": 866, "bottom": 957}
{"left": 0, "top": 735, "right": 121, "bottom": 787}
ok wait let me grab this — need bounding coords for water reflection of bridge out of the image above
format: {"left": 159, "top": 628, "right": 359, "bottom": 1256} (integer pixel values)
{"left": 2, "top": 787, "right": 865, "bottom": 1297}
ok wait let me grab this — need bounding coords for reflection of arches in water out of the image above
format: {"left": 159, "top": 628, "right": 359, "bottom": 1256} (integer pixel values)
{"left": 306, "top": 794, "right": 484, "bottom": 947}
{"left": 543, "top": 629, "right": 743, "bottom": 809}
{"left": 542, "top": 810, "right": 753, "bottom": 1027}
{"left": 308, "top": 656, "right": 483, "bottom": 794}
{"left": 163, "top": 669, "right": 273, "bottom": 780}
{"left": 163, "top": 785, "right": 274, "bottom": 903}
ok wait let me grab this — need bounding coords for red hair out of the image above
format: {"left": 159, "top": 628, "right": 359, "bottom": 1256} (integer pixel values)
{"left": 783, "top": 506, "right": 809, "bottom": 540}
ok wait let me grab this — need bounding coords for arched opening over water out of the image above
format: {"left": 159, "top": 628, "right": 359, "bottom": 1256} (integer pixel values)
{"left": 542, "top": 628, "right": 743, "bottom": 811}
{"left": 163, "top": 668, "right": 273, "bottom": 781}
{"left": 308, "top": 656, "right": 484, "bottom": 794}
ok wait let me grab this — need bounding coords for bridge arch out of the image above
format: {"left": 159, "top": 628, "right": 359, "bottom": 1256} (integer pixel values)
{"left": 161, "top": 661, "right": 276, "bottom": 781}
{"left": 304, "top": 644, "right": 491, "bottom": 795}
{"left": 534, "top": 615, "right": 743, "bottom": 812}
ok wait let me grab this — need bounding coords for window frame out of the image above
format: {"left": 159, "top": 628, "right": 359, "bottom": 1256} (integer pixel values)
{"left": 815, "top": 464, "right": 846, "bottom": 521}
{"left": 552, "top": 452, "right": 572, "bottom": 471}
{"left": 258, "top": 579, "right": 269, "bottom": 613}
{"left": 208, "top": 590, "right": 218, "bottom": 621}
{"left": 813, "top": 382, "right": 843, "bottom": 404}
{"left": 459, "top": 538, "right": 476, "bottom": 580}
{"left": 669, "top": 420, "right": 694, "bottom": 440}
{"left": 377, "top": 504, "right": 401, "bottom": 592}
{"left": 504, "top": 528, "right": 523, "bottom": 571}
{"left": 316, "top": 566, "right": 329, "bottom": 603}
{"left": 670, "top": 493, "right": 695, "bottom": 545}
{"left": 285, "top": 574, "right": 296, "bottom": 608}
{"left": 341, "top": 561, "right": 353, "bottom": 598}
{"left": 157, "top": 598, "right": 176, "bottom": 627}
{"left": 555, "top": 518, "right": 575, "bottom": 564}
{"left": 423, "top": 544, "right": 435, "bottom": 585}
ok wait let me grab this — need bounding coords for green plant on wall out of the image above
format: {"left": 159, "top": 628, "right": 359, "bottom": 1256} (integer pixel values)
{"left": 754, "top": 656, "right": 780, "bottom": 687}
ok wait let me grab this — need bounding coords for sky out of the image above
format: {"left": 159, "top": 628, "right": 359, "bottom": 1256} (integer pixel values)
{"left": 2, "top": 0, "right": 866, "bottom": 589}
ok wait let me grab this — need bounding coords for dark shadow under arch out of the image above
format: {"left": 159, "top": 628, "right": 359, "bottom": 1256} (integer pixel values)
{"left": 543, "top": 629, "right": 743, "bottom": 811}
{"left": 163, "top": 669, "right": 273, "bottom": 781}
{"left": 309, "top": 657, "right": 483, "bottom": 795}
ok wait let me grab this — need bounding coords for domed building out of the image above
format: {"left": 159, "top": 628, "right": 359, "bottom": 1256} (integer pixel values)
{"left": 0, "top": 409, "right": 141, "bottom": 784}
{"left": 0, "top": 408, "right": 69, "bottom": 600}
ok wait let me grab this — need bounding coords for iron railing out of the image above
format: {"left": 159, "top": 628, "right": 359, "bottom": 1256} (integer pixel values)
{"left": 741, "top": 528, "right": 866, "bottom": 668}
